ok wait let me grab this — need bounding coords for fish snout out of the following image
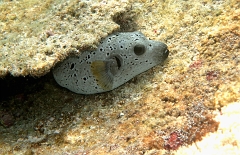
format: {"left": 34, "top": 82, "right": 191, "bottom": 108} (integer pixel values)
{"left": 158, "top": 42, "right": 169, "bottom": 60}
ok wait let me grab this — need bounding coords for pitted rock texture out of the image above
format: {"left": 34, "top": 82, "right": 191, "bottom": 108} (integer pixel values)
{"left": 0, "top": 0, "right": 130, "bottom": 77}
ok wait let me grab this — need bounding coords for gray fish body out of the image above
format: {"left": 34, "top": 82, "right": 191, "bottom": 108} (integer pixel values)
{"left": 53, "top": 31, "right": 169, "bottom": 94}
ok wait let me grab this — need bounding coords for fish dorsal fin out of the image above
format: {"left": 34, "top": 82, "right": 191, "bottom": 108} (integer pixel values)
{"left": 91, "top": 60, "right": 114, "bottom": 91}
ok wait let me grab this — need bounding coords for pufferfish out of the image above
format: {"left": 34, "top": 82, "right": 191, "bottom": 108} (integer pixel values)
{"left": 53, "top": 31, "right": 169, "bottom": 94}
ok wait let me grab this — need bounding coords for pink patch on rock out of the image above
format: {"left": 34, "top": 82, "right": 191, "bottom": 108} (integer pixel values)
{"left": 164, "top": 132, "right": 183, "bottom": 150}
{"left": 206, "top": 71, "right": 218, "bottom": 81}
{"left": 189, "top": 60, "right": 202, "bottom": 69}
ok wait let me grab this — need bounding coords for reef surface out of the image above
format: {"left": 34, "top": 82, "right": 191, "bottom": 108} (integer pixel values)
{"left": 0, "top": 0, "right": 239, "bottom": 154}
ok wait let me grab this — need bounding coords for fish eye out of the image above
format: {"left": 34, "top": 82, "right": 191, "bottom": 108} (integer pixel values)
{"left": 134, "top": 44, "right": 146, "bottom": 56}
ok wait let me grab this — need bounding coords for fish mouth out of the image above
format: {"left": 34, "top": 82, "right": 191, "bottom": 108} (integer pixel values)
{"left": 163, "top": 49, "right": 169, "bottom": 60}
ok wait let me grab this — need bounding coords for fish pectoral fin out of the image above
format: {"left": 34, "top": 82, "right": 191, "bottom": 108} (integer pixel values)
{"left": 90, "top": 60, "right": 114, "bottom": 91}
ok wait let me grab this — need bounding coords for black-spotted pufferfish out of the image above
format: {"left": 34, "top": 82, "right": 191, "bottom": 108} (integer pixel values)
{"left": 53, "top": 31, "right": 169, "bottom": 94}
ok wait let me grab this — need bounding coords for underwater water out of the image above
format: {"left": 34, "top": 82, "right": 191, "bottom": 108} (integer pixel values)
{"left": 0, "top": 0, "right": 239, "bottom": 154}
